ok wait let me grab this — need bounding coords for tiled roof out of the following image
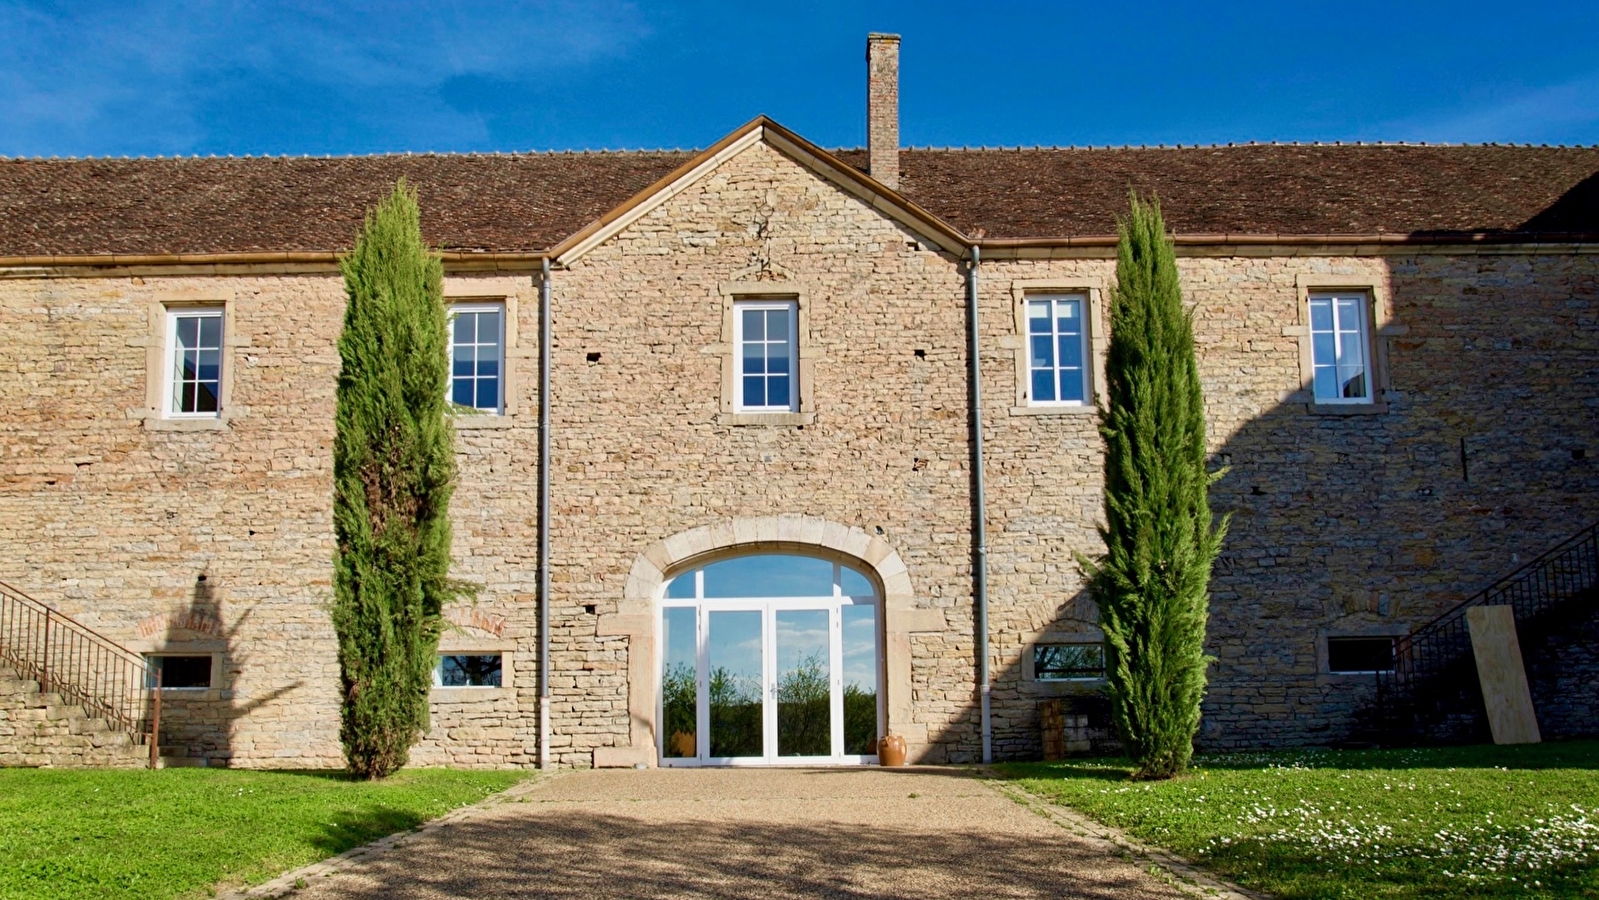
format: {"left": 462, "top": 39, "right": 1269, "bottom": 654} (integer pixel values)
{"left": 2, "top": 142, "right": 1597, "bottom": 257}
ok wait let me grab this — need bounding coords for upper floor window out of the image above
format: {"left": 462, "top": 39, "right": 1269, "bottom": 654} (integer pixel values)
{"left": 1026, "top": 295, "right": 1089, "bottom": 405}
{"left": 1308, "top": 293, "right": 1371, "bottom": 404}
{"left": 735, "top": 300, "right": 797, "bottom": 412}
{"left": 166, "top": 308, "right": 224, "bottom": 417}
{"left": 449, "top": 304, "right": 503, "bottom": 413}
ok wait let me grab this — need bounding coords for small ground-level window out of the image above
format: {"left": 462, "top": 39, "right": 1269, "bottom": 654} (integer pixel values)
{"left": 435, "top": 654, "right": 503, "bottom": 688}
{"left": 146, "top": 655, "right": 213, "bottom": 689}
{"left": 1327, "top": 636, "right": 1397, "bottom": 674}
{"left": 1033, "top": 643, "right": 1106, "bottom": 681}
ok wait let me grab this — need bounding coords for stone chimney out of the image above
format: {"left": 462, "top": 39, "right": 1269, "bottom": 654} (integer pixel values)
{"left": 866, "top": 33, "right": 900, "bottom": 190}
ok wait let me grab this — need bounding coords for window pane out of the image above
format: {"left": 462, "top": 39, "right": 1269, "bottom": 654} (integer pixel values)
{"left": 197, "top": 350, "right": 220, "bottom": 383}
{"left": 198, "top": 315, "right": 222, "bottom": 348}
{"left": 181, "top": 382, "right": 198, "bottom": 413}
{"left": 1058, "top": 334, "right": 1082, "bottom": 369}
{"left": 452, "top": 378, "right": 475, "bottom": 407}
{"left": 767, "top": 375, "right": 791, "bottom": 409}
{"left": 477, "top": 356, "right": 499, "bottom": 379}
{"left": 1339, "top": 332, "right": 1365, "bottom": 366}
{"left": 181, "top": 349, "right": 200, "bottom": 381}
{"left": 1313, "top": 366, "right": 1337, "bottom": 400}
{"left": 148, "top": 655, "right": 212, "bottom": 689}
{"left": 1032, "top": 369, "right": 1056, "bottom": 402}
{"left": 707, "top": 610, "right": 763, "bottom": 758}
{"left": 438, "top": 654, "right": 502, "bottom": 687}
{"left": 766, "top": 344, "right": 790, "bottom": 375}
{"left": 1328, "top": 637, "right": 1395, "bottom": 673}
{"left": 453, "top": 313, "right": 473, "bottom": 343}
{"left": 664, "top": 572, "right": 697, "bottom": 599}
{"left": 1340, "top": 368, "right": 1367, "bottom": 399}
{"left": 479, "top": 311, "right": 501, "bottom": 342}
{"left": 842, "top": 604, "right": 879, "bottom": 755}
{"left": 742, "top": 376, "right": 765, "bottom": 408}
{"left": 476, "top": 378, "right": 499, "bottom": 410}
{"left": 1034, "top": 643, "right": 1105, "bottom": 680}
{"left": 1312, "top": 333, "right": 1336, "bottom": 367}
{"left": 194, "top": 383, "right": 219, "bottom": 413}
{"left": 741, "top": 308, "right": 764, "bottom": 341}
{"left": 1059, "top": 369, "right": 1084, "bottom": 404}
{"left": 742, "top": 342, "right": 765, "bottom": 374}
{"left": 776, "top": 608, "right": 832, "bottom": 757}
{"left": 454, "top": 345, "right": 475, "bottom": 376}
{"left": 176, "top": 316, "right": 199, "bottom": 347}
{"left": 765, "top": 309, "right": 789, "bottom": 341}
{"left": 1028, "top": 301, "right": 1050, "bottom": 333}
{"left": 1336, "top": 298, "right": 1363, "bottom": 326}
{"left": 1055, "top": 300, "right": 1079, "bottom": 334}
{"left": 1030, "top": 335, "right": 1054, "bottom": 368}
{"left": 1309, "top": 299, "right": 1333, "bottom": 332}
{"left": 840, "top": 565, "right": 875, "bottom": 598}
{"left": 702, "top": 554, "right": 836, "bottom": 598}
{"left": 661, "top": 606, "right": 698, "bottom": 758}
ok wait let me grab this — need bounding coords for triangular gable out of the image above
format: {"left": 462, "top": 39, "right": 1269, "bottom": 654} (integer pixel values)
{"left": 549, "top": 116, "right": 972, "bottom": 265}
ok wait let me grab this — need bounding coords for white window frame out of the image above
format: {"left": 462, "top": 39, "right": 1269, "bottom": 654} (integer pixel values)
{"left": 1307, "top": 292, "right": 1373, "bottom": 405}
{"left": 163, "top": 307, "right": 225, "bottom": 419}
{"left": 447, "top": 302, "right": 506, "bottom": 415}
{"left": 1031, "top": 641, "right": 1107, "bottom": 682}
{"left": 1024, "top": 293, "right": 1092, "bottom": 407}
{"left": 732, "top": 299, "right": 800, "bottom": 413}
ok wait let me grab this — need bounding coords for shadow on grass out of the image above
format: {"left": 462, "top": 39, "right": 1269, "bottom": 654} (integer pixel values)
{"left": 997, "top": 739, "right": 1599, "bottom": 782}
{"left": 308, "top": 805, "right": 429, "bottom": 857}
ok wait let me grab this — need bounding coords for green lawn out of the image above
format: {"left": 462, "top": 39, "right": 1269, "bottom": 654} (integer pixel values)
{"left": 1002, "top": 741, "right": 1599, "bottom": 900}
{"left": 0, "top": 767, "right": 525, "bottom": 900}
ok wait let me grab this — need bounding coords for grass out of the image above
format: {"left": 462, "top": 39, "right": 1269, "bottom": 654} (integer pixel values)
{"left": 0, "top": 766, "right": 525, "bottom": 900}
{"left": 1002, "top": 741, "right": 1599, "bottom": 900}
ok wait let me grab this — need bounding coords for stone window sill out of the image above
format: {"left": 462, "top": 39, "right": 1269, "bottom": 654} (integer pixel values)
{"left": 715, "top": 412, "right": 816, "bottom": 427}
{"left": 143, "top": 416, "right": 232, "bottom": 432}
{"left": 453, "top": 414, "right": 517, "bottom": 430}
{"left": 1008, "top": 405, "right": 1097, "bottom": 417}
{"left": 431, "top": 686, "right": 512, "bottom": 703}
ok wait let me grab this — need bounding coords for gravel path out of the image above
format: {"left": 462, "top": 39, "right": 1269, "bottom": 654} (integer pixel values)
{"left": 273, "top": 767, "right": 1195, "bottom": 899}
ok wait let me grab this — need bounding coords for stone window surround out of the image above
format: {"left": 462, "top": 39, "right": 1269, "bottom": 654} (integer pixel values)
{"left": 446, "top": 278, "right": 523, "bottom": 430}
{"left": 1022, "top": 629, "right": 1108, "bottom": 694}
{"left": 1285, "top": 274, "right": 1406, "bottom": 416}
{"left": 714, "top": 282, "right": 817, "bottom": 426}
{"left": 142, "top": 292, "right": 243, "bottom": 432}
{"left": 1316, "top": 624, "right": 1410, "bottom": 680}
{"left": 431, "top": 638, "right": 516, "bottom": 702}
{"left": 127, "top": 638, "right": 226, "bottom": 701}
{"left": 594, "top": 514, "right": 945, "bottom": 768}
{"left": 1004, "top": 280, "right": 1108, "bottom": 416}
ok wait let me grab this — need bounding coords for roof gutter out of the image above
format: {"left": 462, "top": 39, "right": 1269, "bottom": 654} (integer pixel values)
{"left": 0, "top": 250, "right": 555, "bottom": 269}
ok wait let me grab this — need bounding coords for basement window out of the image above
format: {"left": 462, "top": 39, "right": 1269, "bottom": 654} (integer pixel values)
{"left": 146, "top": 655, "right": 213, "bottom": 689}
{"left": 435, "top": 654, "right": 503, "bottom": 688}
{"left": 1326, "top": 636, "right": 1397, "bottom": 674}
{"left": 1033, "top": 643, "right": 1106, "bottom": 681}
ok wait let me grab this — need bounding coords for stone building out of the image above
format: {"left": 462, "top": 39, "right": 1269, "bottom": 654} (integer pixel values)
{"left": 1, "top": 35, "right": 1596, "bottom": 768}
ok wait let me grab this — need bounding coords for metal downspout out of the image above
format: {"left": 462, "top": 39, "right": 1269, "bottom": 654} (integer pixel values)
{"left": 538, "top": 258, "right": 553, "bottom": 770}
{"left": 967, "top": 245, "right": 992, "bottom": 764}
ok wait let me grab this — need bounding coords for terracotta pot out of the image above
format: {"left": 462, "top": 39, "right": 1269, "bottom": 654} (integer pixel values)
{"left": 669, "top": 731, "right": 696, "bottom": 758}
{"left": 878, "top": 732, "right": 907, "bottom": 767}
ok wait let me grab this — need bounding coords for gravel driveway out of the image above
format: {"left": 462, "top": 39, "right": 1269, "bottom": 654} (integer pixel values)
{"left": 274, "top": 767, "right": 1193, "bottom": 899}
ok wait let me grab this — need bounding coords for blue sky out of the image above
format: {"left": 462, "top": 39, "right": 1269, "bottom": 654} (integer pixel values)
{"left": 3, "top": 1, "right": 1597, "bottom": 158}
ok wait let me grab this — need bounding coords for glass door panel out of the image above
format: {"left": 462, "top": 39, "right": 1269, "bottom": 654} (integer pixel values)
{"left": 841, "top": 604, "right": 880, "bottom": 756}
{"left": 775, "top": 608, "right": 832, "bottom": 757}
{"left": 660, "top": 607, "right": 698, "bottom": 759}
{"left": 707, "top": 609, "right": 764, "bottom": 759}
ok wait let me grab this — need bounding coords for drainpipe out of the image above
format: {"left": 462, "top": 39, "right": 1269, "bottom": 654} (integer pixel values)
{"left": 966, "top": 245, "right": 992, "bottom": 765}
{"left": 538, "top": 257, "right": 553, "bottom": 770}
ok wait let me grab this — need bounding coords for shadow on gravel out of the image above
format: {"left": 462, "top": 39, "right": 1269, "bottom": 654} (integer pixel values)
{"left": 308, "top": 806, "right": 428, "bottom": 857}
{"left": 293, "top": 809, "right": 1162, "bottom": 900}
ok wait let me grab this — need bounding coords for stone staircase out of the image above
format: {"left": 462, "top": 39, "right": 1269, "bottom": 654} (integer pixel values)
{"left": 0, "top": 668, "right": 150, "bottom": 768}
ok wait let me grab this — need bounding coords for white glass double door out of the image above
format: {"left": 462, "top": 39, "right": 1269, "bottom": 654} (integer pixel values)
{"left": 659, "top": 597, "right": 880, "bottom": 766}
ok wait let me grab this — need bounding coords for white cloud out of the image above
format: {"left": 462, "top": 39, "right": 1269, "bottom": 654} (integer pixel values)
{"left": 0, "top": 0, "right": 650, "bottom": 155}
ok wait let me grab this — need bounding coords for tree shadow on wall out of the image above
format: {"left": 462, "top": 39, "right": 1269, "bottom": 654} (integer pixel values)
{"left": 153, "top": 572, "right": 300, "bottom": 766}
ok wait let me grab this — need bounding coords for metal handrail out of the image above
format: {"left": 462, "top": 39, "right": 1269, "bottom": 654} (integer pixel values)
{"left": 1374, "top": 521, "right": 1599, "bottom": 741}
{"left": 0, "top": 579, "right": 150, "bottom": 741}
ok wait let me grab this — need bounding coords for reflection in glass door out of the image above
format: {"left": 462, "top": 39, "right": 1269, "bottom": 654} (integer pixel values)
{"left": 658, "top": 554, "right": 881, "bottom": 766}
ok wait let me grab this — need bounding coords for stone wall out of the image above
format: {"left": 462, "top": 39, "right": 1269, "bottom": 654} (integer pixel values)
{"left": 0, "top": 135, "right": 1594, "bottom": 767}
{"left": 0, "top": 671, "right": 148, "bottom": 767}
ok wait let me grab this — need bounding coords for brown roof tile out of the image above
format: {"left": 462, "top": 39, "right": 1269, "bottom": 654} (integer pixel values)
{"left": 2, "top": 142, "right": 1597, "bottom": 257}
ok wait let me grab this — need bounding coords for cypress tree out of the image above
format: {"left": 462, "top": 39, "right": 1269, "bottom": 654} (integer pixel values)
{"left": 1085, "top": 193, "right": 1227, "bottom": 780}
{"left": 332, "top": 181, "right": 460, "bottom": 779}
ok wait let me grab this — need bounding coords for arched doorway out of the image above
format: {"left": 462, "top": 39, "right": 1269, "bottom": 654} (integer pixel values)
{"left": 658, "top": 553, "right": 882, "bottom": 765}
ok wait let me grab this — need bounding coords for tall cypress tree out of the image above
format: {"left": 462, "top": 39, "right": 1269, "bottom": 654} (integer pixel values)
{"left": 332, "top": 181, "right": 459, "bottom": 779}
{"left": 1086, "top": 193, "right": 1226, "bottom": 780}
